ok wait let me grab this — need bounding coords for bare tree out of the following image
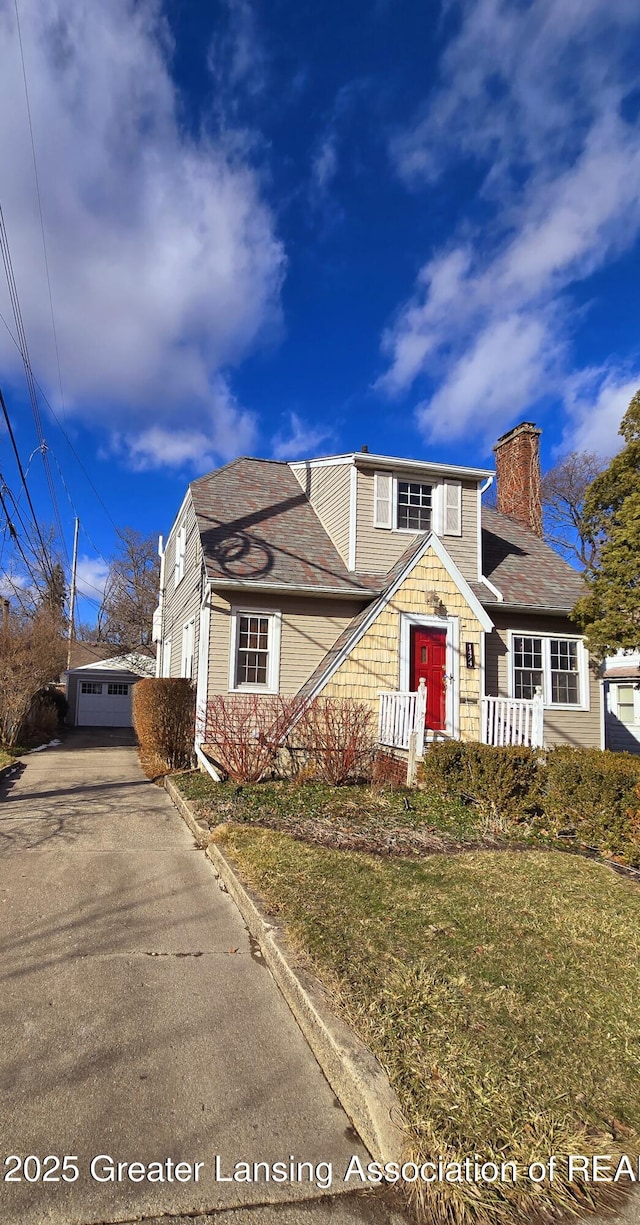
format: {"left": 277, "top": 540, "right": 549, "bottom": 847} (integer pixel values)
{"left": 0, "top": 607, "right": 67, "bottom": 748}
{"left": 541, "top": 450, "right": 606, "bottom": 569}
{"left": 97, "top": 528, "right": 159, "bottom": 649}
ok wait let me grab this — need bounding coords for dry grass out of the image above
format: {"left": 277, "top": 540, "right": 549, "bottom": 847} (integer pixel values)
{"left": 215, "top": 826, "right": 640, "bottom": 1225}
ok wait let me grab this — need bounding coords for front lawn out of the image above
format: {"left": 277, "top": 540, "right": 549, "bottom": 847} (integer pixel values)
{"left": 214, "top": 826, "right": 640, "bottom": 1224}
{"left": 175, "top": 774, "right": 489, "bottom": 853}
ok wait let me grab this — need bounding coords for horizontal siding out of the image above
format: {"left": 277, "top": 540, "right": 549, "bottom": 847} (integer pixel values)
{"left": 208, "top": 591, "right": 358, "bottom": 697}
{"left": 444, "top": 482, "right": 478, "bottom": 582}
{"left": 291, "top": 462, "right": 351, "bottom": 563}
{"left": 355, "top": 469, "right": 479, "bottom": 580}
{"left": 160, "top": 491, "right": 202, "bottom": 677}
{"left": 485, "top": 611, "right": 601, "bottom": 749}
{"left": 355, "top": 468, "right": 415, "bottom": 573}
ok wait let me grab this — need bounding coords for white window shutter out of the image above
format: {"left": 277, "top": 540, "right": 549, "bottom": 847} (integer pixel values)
{"left": 444, "top": 480, "right": 462, "bottom": 536}
{"left": 374, "top": 472, "right": 393, "bottom": 529}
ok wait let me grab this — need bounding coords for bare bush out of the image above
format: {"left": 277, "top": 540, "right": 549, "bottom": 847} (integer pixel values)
{"left": 297, "top": 698, "right": 375, "bottom": 785}
{"left": 204, "top": 694, "right": 304, "bottom": 783}
{"left": 133, "top": 678, "right": 195, "bottom": 769}
{"left": 0, "top": 610, "right": 67, "bottom": 748}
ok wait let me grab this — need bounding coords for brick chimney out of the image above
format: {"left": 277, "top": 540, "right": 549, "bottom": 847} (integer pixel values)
{"left": 493, "top": 421, "right": 543, "bottom": 536}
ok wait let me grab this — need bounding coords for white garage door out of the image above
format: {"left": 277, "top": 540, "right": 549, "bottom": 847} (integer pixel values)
{"left": 77, "top": 679, "right": 134, "bottom": 727}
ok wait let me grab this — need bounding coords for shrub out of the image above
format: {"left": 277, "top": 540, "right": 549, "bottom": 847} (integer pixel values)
{"left": 542, "top": 747, "right": 640, "bottom": 865}
{"left": 204, "top": 694, "right": 303, "bottom": 783}
{"left": 419, "top": 741, "right": 543, "bottom": 831}
{"left": 132, "top": 678, "right": 195, "bottom": 769}
{"left": 296, "top": 697, "right": 375, "bottom": 785}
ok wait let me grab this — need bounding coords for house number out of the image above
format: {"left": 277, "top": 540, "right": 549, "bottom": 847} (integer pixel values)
{"left": 465, "top": 643, "right": 475, "bottom": 669}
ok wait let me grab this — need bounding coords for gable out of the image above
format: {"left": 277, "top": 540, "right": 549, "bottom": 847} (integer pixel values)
{"left": 299, "top": 534, "right": 491, "bottom": 704}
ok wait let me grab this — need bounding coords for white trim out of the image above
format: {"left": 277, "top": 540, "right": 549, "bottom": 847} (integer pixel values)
{"left": 195, "top": 586, "right": 211, "bottom": 745}
{"left": 206, "top": 579, "right": 369, "bottom": 600}
{"left": 161, "top": 636, "right": 172, "bottom": 678}
{"left": 399, "top": 612, "right": 460, "bottom": 739}
{"left": 174, "top": 522, "right": 186, "bottom": 588}
{"left": 305, "top": 531, "right": 493, "bottom": 702}
{"left": 599, "top": 678, "right": 606, "bottom": 751}
{"left": 181, "top": 616, "right": 195, "bottom": 679}
{"left": 155, "top": 534, "right": 165, "bottom": 677}
{"left": 479, "top": 629, "right": 486, "bottom": 700}
{"left": 348, "top": 463, "right": 357, "bottom": 570}
{"left": 480, "top": 575, "right": 504, "bottom": 603}
{"left": 290, "top": 453, "right": 494, "bottom": 480}
{"left": 506, "top": 630, "right": 590, "bottom": 711}
{"left": 228, "top": 606, "right": 282, "bottom": 694}
{"left": 195, "top": 742, "right": 221, "bottom": 783}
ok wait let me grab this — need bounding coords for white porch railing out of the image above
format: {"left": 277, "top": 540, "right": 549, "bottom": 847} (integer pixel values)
{"left": 481, "top": 692, "right": 544, "bottom": 748}
{"left": 378, "top": 679, "right": 427, "bottom": 755}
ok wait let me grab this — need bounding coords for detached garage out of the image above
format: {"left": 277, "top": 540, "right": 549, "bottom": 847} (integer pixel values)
{"left": 65, "top": 653, "right": 156, "bottom": 727}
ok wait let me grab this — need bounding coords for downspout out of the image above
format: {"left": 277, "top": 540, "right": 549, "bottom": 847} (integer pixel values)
{"left": 194, "top": 579, "right": 221, "bottom": 782}
{"left": 155, "top": 535, "right": 165, "bottom": 678}
{"left": 478, "top": 475, "right": 504, "bottom": 603}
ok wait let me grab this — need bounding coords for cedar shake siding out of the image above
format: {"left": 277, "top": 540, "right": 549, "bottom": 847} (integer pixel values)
{"left": 290, "top": 461, "right": 352, "bottom": 565}
{"left": 484, "top": 610, "right": 601, "bottom": 749}
{"left": 355, "top": 467, "right": 480, "bottom": 582}
{"left": 321, "top": 545, "right": 484, "bottom": 742}
{"left": 207, "top": 591, "right": 359, "bottom": 698}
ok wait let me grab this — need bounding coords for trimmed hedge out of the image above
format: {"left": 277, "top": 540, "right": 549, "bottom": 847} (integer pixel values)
{"left": 418, "top": 741, "right": 640, "bottom": 863}
{"left": 133, "top": 678, "right": 195, "bottom": 769}
{"left": 541, "top": 747, "right": 640, "bottom": 866}
{"left": 418, "top": 741, "right": 543, "bottom": 830}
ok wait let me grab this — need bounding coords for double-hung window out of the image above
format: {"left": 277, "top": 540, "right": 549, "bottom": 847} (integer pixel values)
{"left": 396, "top": 481, "right": 432, "bottom": 531}
{"left": 511, "top": 634, "right": 586, "bottom": 708}
{"left": 373, "top": 472, "right": 461, "bottom": 535}
{"left": 230, "top": 609, "right": 280, "bottom": 692}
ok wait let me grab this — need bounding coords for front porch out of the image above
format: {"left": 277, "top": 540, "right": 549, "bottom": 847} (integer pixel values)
{"left": 378, "top": 687, "right": 545, "bottom": 753}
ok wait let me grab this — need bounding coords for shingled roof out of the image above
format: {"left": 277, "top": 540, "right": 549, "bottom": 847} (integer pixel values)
{"left": 190, "top": 458, "right": 374, "bottom": 596}
{"left": 481, "top": 505, "right": 585, "bottom": 612}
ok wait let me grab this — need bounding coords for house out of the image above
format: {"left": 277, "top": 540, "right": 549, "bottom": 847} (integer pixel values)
{"left": 602, "top": 651, "right": 640, "bottom": 754}
{"left": 65, "top": 650, "right": 156, "bottom": 727}
{"left": 154, "top": 422, "right": 602, "bottom": 769}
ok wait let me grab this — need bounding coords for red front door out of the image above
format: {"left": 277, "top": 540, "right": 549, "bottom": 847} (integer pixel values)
{"left": 410, "top": 626, "right": 447, "bottom": 732}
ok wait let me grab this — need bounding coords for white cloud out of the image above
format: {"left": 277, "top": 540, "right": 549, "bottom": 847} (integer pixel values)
{"left": 0, "top": 0, "right": 284, "bottom": 467}
{"left": 76, "top": 555, "right": 109, "bottom": 601}
{"left": 271, "top": 412, "right": 332, "bottom": 460}
{"left": 380, "top": 0, "right": 640, "bottom": 443}
{"left": 311, "top": 133, "right": 338, "bottom": 197}
{"left": 560, "top": 366, "right": 639, "bottom": 456}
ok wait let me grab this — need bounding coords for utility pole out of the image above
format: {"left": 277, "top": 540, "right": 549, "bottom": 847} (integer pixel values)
{"left": 66, "top": 517, "right": 79, "bottom": 671}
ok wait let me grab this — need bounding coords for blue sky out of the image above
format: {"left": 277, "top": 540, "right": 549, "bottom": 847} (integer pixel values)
{"left": 0, "top": 0, "right": 639, "bottom": 624}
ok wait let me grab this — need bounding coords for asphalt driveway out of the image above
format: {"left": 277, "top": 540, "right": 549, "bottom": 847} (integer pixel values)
{"left": 0, "top": 730, "right": 404, "bottom": 1225}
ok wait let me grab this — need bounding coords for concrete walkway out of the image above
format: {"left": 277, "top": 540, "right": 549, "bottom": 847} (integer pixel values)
{"left": 0, "top": 731, "right": 406, "bottom": 1225}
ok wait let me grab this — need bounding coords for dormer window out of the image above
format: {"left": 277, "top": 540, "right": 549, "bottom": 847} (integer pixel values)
{"left": 373, "top": 471, "right": 461, "bottom": 536}
{"left": 397, "top": 481, "right": 432, "bottom": 531}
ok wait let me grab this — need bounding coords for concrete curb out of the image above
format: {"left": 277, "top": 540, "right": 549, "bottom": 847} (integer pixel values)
{"left": 164, "top": 775, "right": 408, "bottom": 1165}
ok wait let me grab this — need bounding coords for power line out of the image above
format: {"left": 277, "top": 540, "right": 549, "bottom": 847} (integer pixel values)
{"left": 0, "top": 385, "right": 54, "bottom": 581}
{"left": 0, "top": 307, "right": 119, "bottom": 533}
{"left": 0, "top": 206, "right": 68, "bottom": 562}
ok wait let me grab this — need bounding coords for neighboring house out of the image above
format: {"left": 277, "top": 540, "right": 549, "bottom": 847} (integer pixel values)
{"left": 602, "top": 652, "right": 640, "bottom": 754}
{"left": 154, "top": 422, "right": 602, "bottom": 767}
{"left": 65, "top": 651, "right": 155, "bottom": 728}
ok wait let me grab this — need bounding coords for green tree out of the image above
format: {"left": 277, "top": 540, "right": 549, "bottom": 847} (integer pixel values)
{"left": 573, "top": 391, "right": 640, "bottom": 653}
